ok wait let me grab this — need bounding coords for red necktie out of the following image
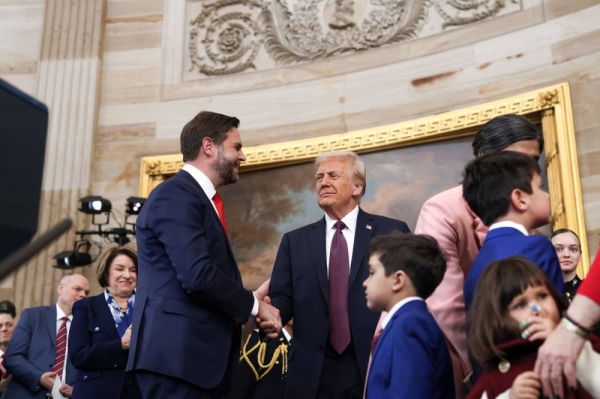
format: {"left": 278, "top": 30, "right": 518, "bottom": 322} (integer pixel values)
{"left": 329, "top": 221, "right": 351, "bottom": 354}
{"left": 0, "top": 353, "right": 6, "bottom": 381}
{"left": 213, "top": 193, "right": 229, "bottom": 236}
{"left": 52, "top": 317, "right": 68, "bottom": 381}
{"left": 371, "top": 330, "right": 381, "bottom": 353}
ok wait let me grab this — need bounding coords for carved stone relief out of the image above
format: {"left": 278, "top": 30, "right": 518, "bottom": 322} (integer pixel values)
{"left": 186, "top": 0, "right": 521, "bottom": 78}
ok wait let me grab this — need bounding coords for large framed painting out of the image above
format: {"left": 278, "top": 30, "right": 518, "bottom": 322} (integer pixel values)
{"left": 139, "top": 82, "right": 588, "bottom": 289}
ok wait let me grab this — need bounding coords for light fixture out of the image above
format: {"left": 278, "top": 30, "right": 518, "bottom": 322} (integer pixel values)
{"left": 53, "top": 195, "right": 146, "bottom": 268}
{"left": 79, "top": 196, "right": 112, "bottom": 215}
{"left": 53, "top": 240, "right": 92, "bottom": 268}
{"left": 126, "top": 197, "right": 146, "bottom": 215}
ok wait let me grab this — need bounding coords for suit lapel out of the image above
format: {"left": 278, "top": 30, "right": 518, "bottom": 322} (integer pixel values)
{"left": 178, "top": 171, "right": 241, "bottom": 282}
{"left": 308, "top": 218, "right": 329, "bottom": 305}
{"left": 178, "top": 170, "right": 228, "bottom": 238}
{"left": 45, "top": 305, "right": 57, "bottom": 347}
{"left": 349, "top": 209, "right": 373, "bottom": 289}
{"left": 92, "top": 294, "right": 120, "bottom": 340}
{"left": 373, "top": 300, "right": 423, "bottom": 358}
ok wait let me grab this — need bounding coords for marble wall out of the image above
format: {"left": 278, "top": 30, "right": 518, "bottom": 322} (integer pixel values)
{"left": 1, "top": 0, "right": 599, "bottom": 304}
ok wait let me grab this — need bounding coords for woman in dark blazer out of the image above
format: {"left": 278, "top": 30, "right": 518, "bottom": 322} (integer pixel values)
{"left": 69, "top": 247, "right": 142, "bottom": 399}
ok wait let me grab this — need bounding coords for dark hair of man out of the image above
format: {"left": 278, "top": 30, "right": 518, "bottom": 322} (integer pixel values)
{"left": 366, "top": 233, "right": 447, "bottom": 299}
{"left": 180, "top": 111, "right": 240, "bottom": 162}
{"left": 550, "top": 228, "right": 581, "bottom": 248}
{"left": 472, "top": 114, "right": 544, "bottom": 156}
{"left": 468, "top": 256, "right": 567, "bottom": 369}
{"left": 96, "top": 247, "right": 138, "bottom": 288}
{"left": 0, "top": 300, "right": 16, "bottom": 318}
{"left": 462, "top": 151, "right": 541, "bottom": 226}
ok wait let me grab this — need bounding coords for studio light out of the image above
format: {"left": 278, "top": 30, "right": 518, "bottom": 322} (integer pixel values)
{"left": 79, "top": 196, "right": 111, "bottom": 215}
{"left": 53, "top": 195, "right": 147, "bottom": 266}
{"left": 126, "top": 197, "right": 146, "bottom": 215}
{"left": 53, "top": 241, "right": 92, "bottom": 268}
{"left": 53, "top": 251, "right": 92, "bottom": 268}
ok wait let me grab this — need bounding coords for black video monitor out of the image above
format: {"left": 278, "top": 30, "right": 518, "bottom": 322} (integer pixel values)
{"left": 0, "top": 79, "right": 49, "bottom": 262}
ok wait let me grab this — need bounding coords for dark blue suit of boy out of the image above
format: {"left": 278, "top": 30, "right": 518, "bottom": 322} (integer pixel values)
{"left": 464, "top": 227, "right": 564, "bottom": 312}
{"left": 269, "top": 209, "right": 409, "bottom": 399}
{"left": 127, "top": 169, "right": 254, "bottom": 397}
{"left": 366, "top": 300, "right": 454, "bottom": 399}
{"left": 69, "top": 294, "right": 141, "bottom": 399}
{"left": 3, "top": 306, "right": 77, "bottom": 399}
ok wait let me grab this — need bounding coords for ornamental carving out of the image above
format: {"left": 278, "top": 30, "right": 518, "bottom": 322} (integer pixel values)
{"left": 188, "top": 0, "right": 519, "bottom": 76}
{"left": 434, "top": 0, "right": 511, "bottom": 28}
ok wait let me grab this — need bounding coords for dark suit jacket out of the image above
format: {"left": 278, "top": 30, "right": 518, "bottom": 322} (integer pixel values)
{"left": 69, "top": 293, "right": 141, "bottom": 399}
{"left": 464, "top": 227, "right": 564, "bottom": 312}
{"left": 3, "top": 305, "right": 77, "bottom": 399}
{"left": 127, "top": 169, "right": 254, "bottom": 390}
{"left": 366, "top": 300, "right": 454, "bottom": 399}
{"left": 229, "top": 330, "right": 290, "bottom": 399}
{"left": 269, "top": 209, "right": 409, "bottom": 399}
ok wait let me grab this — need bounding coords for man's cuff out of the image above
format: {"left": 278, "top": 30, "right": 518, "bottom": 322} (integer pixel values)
{"left": 251, "top": 294, "right": 259, "bottom": 317}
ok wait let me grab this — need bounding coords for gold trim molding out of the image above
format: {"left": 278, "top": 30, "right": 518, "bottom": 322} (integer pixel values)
{"left": 139, "top": 82, "right": 589, "bottom": 275}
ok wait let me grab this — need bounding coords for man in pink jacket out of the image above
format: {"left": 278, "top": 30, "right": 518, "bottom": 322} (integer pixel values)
{"left": 373, "top": 114, "right": 544, "bottom": 398}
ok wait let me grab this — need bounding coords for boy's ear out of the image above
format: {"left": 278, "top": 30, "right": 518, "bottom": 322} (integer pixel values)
{"left": 392, "top": 270, "right": 406, "bottom": 293}
{"left": 510, "top": 188, "right": 529, "bottom": 212}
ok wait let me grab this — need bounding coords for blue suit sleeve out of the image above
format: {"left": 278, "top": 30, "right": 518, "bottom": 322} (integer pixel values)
{"left": 531, "top": 237, "right": 565, "bottom": 294}
{"left": 269, "top": 233, "right": 294, "bottom": 326}
{"left": 387, "top": 326, "right": 436, "bottom": 398}
{"left": 147, "top": 181, "right": 254, "bottom": 322}
{"left": 463, "top": 273, "right": 476, "bottom": 314}
{"left": 4, "top": 309, "right": 45, "bottom": 393}
{"left": 68, "top": 301, "right": 128, "bottom": 371}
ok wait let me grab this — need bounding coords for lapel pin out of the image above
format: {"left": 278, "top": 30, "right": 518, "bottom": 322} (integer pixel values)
{"left": 366, "top": 224, "right": 372, "bottom": 230}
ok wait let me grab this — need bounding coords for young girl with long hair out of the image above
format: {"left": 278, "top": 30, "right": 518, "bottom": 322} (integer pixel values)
{"left": 467, "top": 256, "right": 600, "bottom": 399}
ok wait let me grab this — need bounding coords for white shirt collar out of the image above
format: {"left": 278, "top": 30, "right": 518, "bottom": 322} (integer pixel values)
{"left": 489, "top": 221, "right": 529, "bottom": 236}
{"left": 324, "top": 205, "right": 359, "bottom": 232}
{"left": 381, "top": 296, "right": 423, "bottom": 330}
{"left": 55, "top": 303, "right": 72, "bottom": 321}
{"left": 182, "top": 164, "right": 216, "bottom": 200}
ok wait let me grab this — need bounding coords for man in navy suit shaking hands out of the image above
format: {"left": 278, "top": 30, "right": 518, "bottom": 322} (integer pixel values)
{"left": 269, "top": 151, "right": 410, "bottom": 399}
{"left": 127, "top": 111, "right": 281, "bottom": 398}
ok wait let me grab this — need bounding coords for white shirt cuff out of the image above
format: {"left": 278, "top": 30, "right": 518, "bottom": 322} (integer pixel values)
{"left": 251, "top": 294, "right": 259, "bottom": 317}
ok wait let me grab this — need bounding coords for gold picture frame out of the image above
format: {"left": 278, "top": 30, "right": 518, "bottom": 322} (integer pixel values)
{"left": 139, "top": 82, "right": 589, "bottom": 275}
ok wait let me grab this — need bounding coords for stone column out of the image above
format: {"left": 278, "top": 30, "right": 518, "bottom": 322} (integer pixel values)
{"left": 12, "top": 0, "right": 106, "bottom": 310}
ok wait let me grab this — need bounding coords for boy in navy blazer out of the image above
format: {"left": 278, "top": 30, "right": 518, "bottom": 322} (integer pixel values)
{"left": 462, "top": 151, "right": 564, "bottom": 312}
{"left": 363, "top": 233, "right": 454, "bottom": 399}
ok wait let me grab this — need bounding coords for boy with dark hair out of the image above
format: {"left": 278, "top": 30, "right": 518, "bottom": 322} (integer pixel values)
{"left": 408, "top": 114, "right": 544, "bottom": 397}
{"left": 363, "top": 233, "right": 454, "bottom": 399}
{"left": 462, "top": 151, "right": 564, "bottom": 312}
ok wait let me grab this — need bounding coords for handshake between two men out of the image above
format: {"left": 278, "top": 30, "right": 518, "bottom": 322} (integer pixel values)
{"left": 253, "top": 279, "right": 282, "bottom": 338}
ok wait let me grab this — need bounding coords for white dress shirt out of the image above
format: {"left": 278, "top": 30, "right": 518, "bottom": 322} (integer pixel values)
{"left": 325, "top": 205, "right": 359, "bottom": 276}
{"left": 55, "top": 304, "right": 72, "bottom": 382}
{"left": 181, "top": 164, "right": 259, "bottom": 316}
